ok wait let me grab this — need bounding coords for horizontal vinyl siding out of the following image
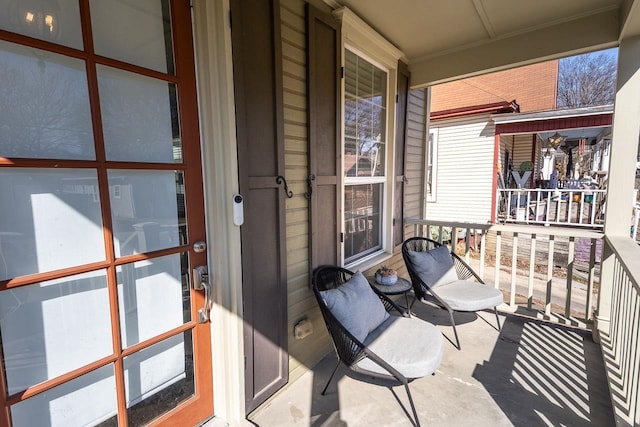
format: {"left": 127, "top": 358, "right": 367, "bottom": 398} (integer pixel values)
{"left": 427, "top": 115, "right": 495, "bottom": 223}
{"left": 280, "top": 0, "right": 331, "bottom": 383}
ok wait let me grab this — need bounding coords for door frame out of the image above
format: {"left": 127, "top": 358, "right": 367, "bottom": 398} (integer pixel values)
{"left": 191, "top": 0, "right": 247, "bottom": 422}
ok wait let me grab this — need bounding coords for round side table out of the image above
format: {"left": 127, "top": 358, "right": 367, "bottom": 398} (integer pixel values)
{"left": 370, "top": 277, "right": 414, "bottom": 317}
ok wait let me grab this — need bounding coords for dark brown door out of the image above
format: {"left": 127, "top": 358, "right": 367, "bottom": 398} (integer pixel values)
{"left": 0, "top": 1, "right": 213, "bottom": 426}
{"left": 229, "top": 0, "right": 288, "bottom": 414}
{"left": 307, "top": 4, "right": 341, "bottom": 269}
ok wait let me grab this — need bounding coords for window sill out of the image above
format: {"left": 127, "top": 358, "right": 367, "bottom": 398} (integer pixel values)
{"left": 345, "top": 250, "right": 393, "bottom": 273}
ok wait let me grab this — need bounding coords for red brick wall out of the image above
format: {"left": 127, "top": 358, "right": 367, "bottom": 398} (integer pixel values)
{"left": 431, "top": 60, "right": 559, "bottom": 114}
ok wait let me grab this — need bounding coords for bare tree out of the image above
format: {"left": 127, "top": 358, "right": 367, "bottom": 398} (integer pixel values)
{"left": 556, "top": 50, "right": 617, "bottom": 109}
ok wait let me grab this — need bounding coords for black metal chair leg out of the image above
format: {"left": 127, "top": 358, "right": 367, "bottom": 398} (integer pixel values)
{"left": 403, "top": 382, "right": 421, "bottom": 427}
{"left": 494, "top": 307, "right": 502, "bottom": 331}
{"left": 322, "top": 360, "right": 341, "bottom": 395}
{"left": 449, "top": 310, "right": 461, "bottom": 350}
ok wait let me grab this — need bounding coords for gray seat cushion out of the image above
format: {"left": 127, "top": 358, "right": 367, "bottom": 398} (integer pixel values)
{"left": 432, "top": 280, "right": 503, "bottom": 311}
{"left": 320, "top": 271, "right": 389, "bottom": 342}
{"left": 357, "top": 315, "right": 444, "bottom": 379}
{"left": 407, "top": 245, "right": 458, "bottom": 288}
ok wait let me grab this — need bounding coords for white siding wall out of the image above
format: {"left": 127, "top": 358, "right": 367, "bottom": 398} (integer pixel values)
{"left": 427, "top": 115, "right": 495, "bottom": 223}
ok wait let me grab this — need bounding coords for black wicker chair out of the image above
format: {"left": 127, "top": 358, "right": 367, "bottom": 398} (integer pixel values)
{"left": 402, "top": 237, "right": 502, "bottom": 350}
{"left": 312, "top": 265, "right": 443, "bottom": 427}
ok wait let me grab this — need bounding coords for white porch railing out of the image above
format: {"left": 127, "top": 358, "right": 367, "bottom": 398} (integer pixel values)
{"left": 405, "top": 218, "right": 603, "bottom": 328}
{"left": 599, "top": 236, "right": 640, "bottom": 426}
{"left": 496, "top": 188, "right": 607, "bottom": 228}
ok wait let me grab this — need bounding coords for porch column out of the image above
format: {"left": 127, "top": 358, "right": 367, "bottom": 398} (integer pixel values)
{"left": 597, "top": 35, "right": 640, "bottom": 337}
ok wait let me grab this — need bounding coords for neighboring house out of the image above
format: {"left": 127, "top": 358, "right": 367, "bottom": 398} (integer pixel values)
{"left": 428, "top": 62, "right": 613, "bottom": 226}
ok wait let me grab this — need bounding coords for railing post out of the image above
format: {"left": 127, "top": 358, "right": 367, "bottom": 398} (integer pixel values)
{"left": 511, "top": 232, "right": 518, "bottom": 308}
{"left": 494, "top": 231, "right": 501, "bottom": 291}
{"left": 566, "top": 237, "right": 575, "bottom": 319}
{"left": 546, "top": 235, "right": 555, "bottom": 317}
{"left": 528, "top": 234, "right": 536, "bottom": 310}
{"left": 586, "top": 238, "right": 596, "bottom": 321}
{"left": 595, "top": 240, "right": 615, "bottom": 339}
{"left": 479, "top": 229, "right": 486, "bottom": 281}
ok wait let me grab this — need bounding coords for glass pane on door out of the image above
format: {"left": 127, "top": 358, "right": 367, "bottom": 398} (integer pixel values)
{"left": 0, "top": 41, "right": 95, "bottom": 160}
{"left": 0, "top": 270, "right": 112, "bottom": 395}
{"left": 108, "top": 170, "right": 186, "bottom": 257}
{"left": 124, "top": 331, "right": 194, "bottom": 425}
{"left": 117, "top": 253, "right": 191, "bottom": 348}
{"left": 90, "top": 0, "right": 175, "bottom": 74}
{"left": 0, "top": 168, "right": 106, "bottom": 280}
{"left": 10, "top": 365, "right": 118, "bottom": 427}
{"left": 97, "top": 65, "right": 181, "bottom": 163}
{"left": 0, "top": 0, "right": 83, "bottom": 50}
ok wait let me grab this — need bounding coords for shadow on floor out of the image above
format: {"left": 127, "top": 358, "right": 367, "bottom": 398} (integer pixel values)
{"left": 472, "top": 315, "right": 615, "bottom": 426}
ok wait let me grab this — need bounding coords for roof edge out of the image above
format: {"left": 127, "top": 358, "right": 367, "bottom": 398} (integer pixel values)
{"left": 431, "top": 100, "right": 520, "bottom": 120}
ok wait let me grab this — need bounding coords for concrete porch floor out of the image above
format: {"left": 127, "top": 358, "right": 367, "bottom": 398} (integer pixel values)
{"left": 214, "top": 300, "right": 615, "bottom": 426}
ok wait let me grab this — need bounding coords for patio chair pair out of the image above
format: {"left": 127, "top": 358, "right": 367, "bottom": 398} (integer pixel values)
{"left": 311, "top": 238, "right": 502, "bottom": 424}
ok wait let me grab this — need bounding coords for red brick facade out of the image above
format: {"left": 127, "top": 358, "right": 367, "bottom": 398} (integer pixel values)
{"left": 430, "top": 61, "right": 559, "bottom": 114}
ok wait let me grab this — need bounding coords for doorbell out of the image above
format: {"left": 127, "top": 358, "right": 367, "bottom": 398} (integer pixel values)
{"left": 232, "top": 194, "right": 244, "bottom": 226}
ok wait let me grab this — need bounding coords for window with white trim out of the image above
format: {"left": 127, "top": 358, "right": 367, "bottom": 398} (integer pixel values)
{"left": 426, "top": 128, "right": 438, "bottom": 202}
{"left": 335, "top": 7, "right": 402, "bottom": 268}
{"left": 343, "top": 49, "right": 388, "bottom": 263}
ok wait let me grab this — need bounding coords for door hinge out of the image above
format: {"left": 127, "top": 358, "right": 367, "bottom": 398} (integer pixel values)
{"left": 340, "top": 67, "right": 344, "bottom": 79}
{"left": 340, "top": 232, "right": 344, "bottom": 243}
{"left": 396, "top": 94, "right": 399, "bottom": 103}
{"left": 392, "top": 218, "right": 396, "bottom": 226}
{"left": 229, "top": 10, "right": 232, "bottom": 30}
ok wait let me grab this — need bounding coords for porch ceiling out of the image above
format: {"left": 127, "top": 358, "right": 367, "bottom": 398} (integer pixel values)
{"left": 327, "top": 0, "right": 640, "bottom": 86}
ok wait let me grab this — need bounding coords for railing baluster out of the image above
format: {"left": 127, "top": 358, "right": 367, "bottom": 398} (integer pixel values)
{"left": 528, "top": 234, "right": 536, "bottom": 310}
{"left": 586, "top": 238, "right": 596, "bottom": 320}
{"left": 627, "top": 289, "right": 639, "bottom": 423}
{"left": 452, "top": 227, "right": 458, "bottom": 253}
{"left": 566, "top": 237, "right": 575, "bottom": 319}
{"left": 465, "top": 227, "right": 470, "bottom": 264}
{"left": 495, "top": 231, "right": 502, "bottom": 291}
{"left": 511, "top": 232, "right": 518, "bottom": 308}
{"left": 546, "top": 235, "right": 555, "bottom": 317}
{"left": 479, "top": 229, "right": 486, "bottom": 281}
{"left": 632, "top": 294, "right": 640, "bottom": 425}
